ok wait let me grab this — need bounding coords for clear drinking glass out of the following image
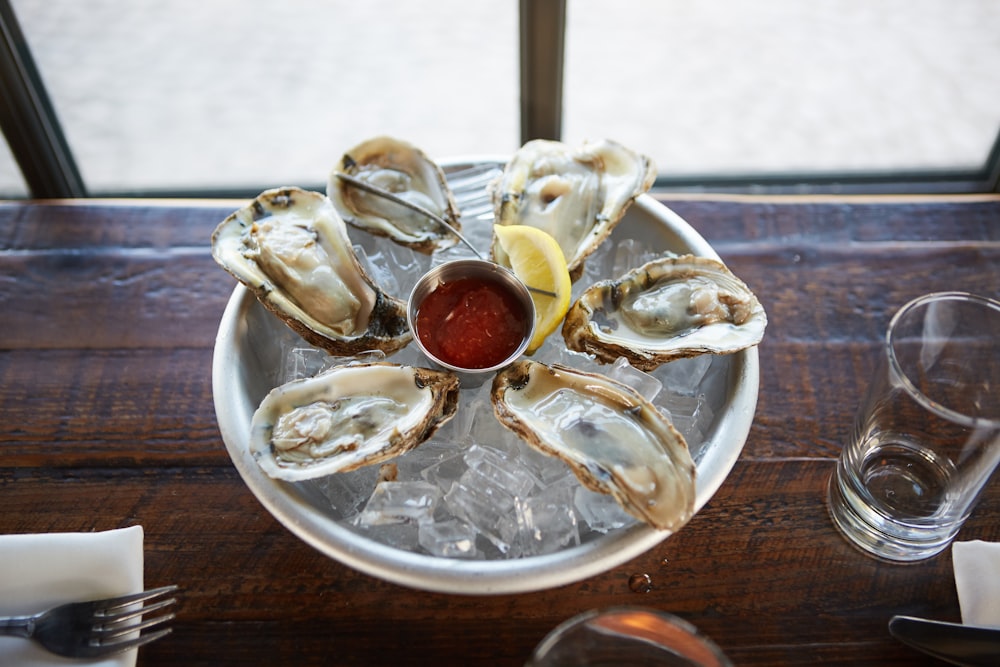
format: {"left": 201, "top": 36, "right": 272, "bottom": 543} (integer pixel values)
{"left": 525, "top": 607, "right": 732, "bottom": 667}
{"left": 828, "top": 292, "right": 1000, "bottom": 561}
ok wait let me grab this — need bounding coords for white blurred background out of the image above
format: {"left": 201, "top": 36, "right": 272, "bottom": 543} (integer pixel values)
{"left": 2, "top": 0, "right": 999, "bottom": 196}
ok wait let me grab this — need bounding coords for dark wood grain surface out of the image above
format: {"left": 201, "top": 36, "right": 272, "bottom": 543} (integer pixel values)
{"left": 2, "top": 193, "right": 999, "bottom": 666}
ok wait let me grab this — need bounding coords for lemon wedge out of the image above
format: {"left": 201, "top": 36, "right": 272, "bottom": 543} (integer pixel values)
{"left": 492, "top": 224, "right": 573, "bottom": 354}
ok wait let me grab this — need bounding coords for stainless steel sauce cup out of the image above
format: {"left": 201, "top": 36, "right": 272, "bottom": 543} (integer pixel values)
{"left": 407, "top": 258, "right": 535, "bottom": 387}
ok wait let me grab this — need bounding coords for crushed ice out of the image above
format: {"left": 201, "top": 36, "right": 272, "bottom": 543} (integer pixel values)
{"left": 278, "top": 232, "right": 730, "bottom": 560}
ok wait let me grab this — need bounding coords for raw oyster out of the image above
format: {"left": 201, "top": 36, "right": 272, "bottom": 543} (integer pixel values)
{"left": 328, "top": 136, "right": 462, "bottom": 254}
{"left": 212, "top": 186, "right": 411, "bottom": 356}
{"left": 491, "top": 360, "right": 695, "bottom": 531}
{"left": 250, "top": 362, "right": 460, "bottom": 481}
{"left": 491, "top": 139, "right": 656, "bottom": 280}
{"left": 562, "top": 254, "right": 766, "bottom": 371}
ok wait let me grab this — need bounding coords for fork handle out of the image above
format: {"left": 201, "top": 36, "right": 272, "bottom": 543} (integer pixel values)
{"left": 0, "top": 615, "right": 35, "bottom": 638}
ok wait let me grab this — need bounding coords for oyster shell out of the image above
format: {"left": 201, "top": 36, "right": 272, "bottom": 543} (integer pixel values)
{"left": 491, "top": 139, "right": 656, "bottom": 280}
{"left": 328, "top": 136, "right": 462, "bottom": 254}
{"left": 212, "top": 186, "right": 411, "bottom": 357}
{"left": 562, "top": 254, "right": 767, "bottom": 371}
{"left": 250, "top": 362, "right": 460, "bottom": 481}
{"left": 491, "top": 360, "right": 695, "bottom": 531}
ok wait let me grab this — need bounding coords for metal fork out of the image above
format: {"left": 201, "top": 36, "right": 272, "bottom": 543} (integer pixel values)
{"left": 0, "top": 585, "right": 177, "bottom": 659}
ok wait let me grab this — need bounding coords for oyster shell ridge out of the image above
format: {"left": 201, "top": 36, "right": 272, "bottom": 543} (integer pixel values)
{"left": 561, "top": 254, "right": 767, "bottom": 371}
{"left": 211, "top": 186, "right": 413, "bottom": 357}
{"left": 490, "top": 359, "right": 696, "bottom": 531}
{"left": 328, "top": 135, "right": 462, "bottom": 254}
{"left": 250, "top": 362, "right": 461, "bottom": 481}
{"left": 492, "top": 138, "right": 657, "bottom": 282}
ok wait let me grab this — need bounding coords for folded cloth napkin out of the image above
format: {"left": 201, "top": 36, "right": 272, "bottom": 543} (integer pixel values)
{"left": 0, "top": 526, "right": 144, "bottom": 667}
{"left": 953, "top": 540, "right": 1000, "bottom": 629}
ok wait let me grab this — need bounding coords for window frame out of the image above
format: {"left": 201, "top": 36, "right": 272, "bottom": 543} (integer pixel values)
{"left": 0, "top": 0, "right": 84, "bottom": 197}
{"left": 2, "top": 0, "right": 998, "bottom": 199}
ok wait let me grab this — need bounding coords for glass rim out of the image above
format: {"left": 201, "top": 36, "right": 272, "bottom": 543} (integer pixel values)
{"left": 886, "top": 291, "right": 1000, "bottom": 428}
{"left": 526, "top": 606, "right": 732, "bottom": 667}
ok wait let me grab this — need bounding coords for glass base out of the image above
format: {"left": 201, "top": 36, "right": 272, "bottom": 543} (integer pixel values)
{"left": 826, "top": 472, "right": 955, "bottom": 562}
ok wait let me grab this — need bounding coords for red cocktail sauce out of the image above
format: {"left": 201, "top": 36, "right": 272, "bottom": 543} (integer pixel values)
{"left": 415, "top": 276, "right": 529, "bottom": 369}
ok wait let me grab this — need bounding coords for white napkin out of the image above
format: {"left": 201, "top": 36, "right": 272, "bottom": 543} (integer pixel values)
{"left": 953, "top": 539, "right": 1000, "bottom": 629}
{"left": 0, "top": 526, "right": 144, "bottom": 667}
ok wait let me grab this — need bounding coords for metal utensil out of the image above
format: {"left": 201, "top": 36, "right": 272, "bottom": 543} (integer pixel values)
{"left": 349, "top": 162, "right": 555, "bottom": 298}
{"left": 0, "top": 585, "right": 177, "bottom": 659}
{"left": 889, "top": 615, "right": 1000, "bottom": 667}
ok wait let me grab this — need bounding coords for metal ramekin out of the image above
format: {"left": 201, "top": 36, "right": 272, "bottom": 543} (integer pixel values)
{"left": 407, "top": 258, "right": 535, "bottom": 387}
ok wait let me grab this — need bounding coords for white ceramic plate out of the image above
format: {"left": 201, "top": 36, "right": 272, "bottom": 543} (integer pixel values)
{"left": 212, "top": 159, "right": 759, "bottom": 594}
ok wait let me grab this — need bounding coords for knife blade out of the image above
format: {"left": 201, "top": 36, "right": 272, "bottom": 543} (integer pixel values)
{"left": 889, "top": 615, "right": 1000, "bottom": 667}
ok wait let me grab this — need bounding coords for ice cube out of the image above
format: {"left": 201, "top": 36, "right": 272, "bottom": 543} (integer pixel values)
{"left": 357, "top": 480, "right": 441, "bottom": 526}
{"left": 611, "top": 238, "right": 662, "bottom": 278}
{"left": 393, "top": 439, "right": 461, "bottom": 481}
{"left": 418, "top": 519, "right": 480, "bottom": 559}
{"left": 606, "top": 356, "right": 662, "bottom": 401}
{"left": 504, "top": 484, "right": 580, "bottom": 557}
{"left": 698, "top": 355, "right": 731, "bottom": 412}
{"left": 353, "top": 521, "right": 420, "bottom": 551}
{"left": 659, "top": 390, "right": 716, "bottom": 446}
{"left": 513, "top": 439, "right": 573, "bottom": 488}
{"left": 443, "top": 476, "right": 516, "bottom": 553}
{"left": 545, "top": 345, "right": 602, "bottom": 374}
{"left": 579, "top": 238, "right": 615, "bottom": 285}
{"left": 355, "top": 244, "right": 401, "bottom": 296}
{"left": 574, "top": 486, "right": 635, "bottom": 533}
{"left": 465, "top": 444, "right": 536, "bottom": 499}
{"left": 419, "top": 450, "right": 469, "bottom": 491}
{"left": 311, "top": 467, "right": 379, "bottom": 518}
{"left": 684, "top": 394, "right": 715, "bottom": 450}
{"left": 466, "top": 399, "right": 520, "bottom": 451}
{"left": 449, "top": 386, "right": 494, "bottom": 443}
{"left": 654, "top": 355, "right": 713, "bottom": 396}
{"left": 281, "top": 346, "right": 330, "bottom": 382}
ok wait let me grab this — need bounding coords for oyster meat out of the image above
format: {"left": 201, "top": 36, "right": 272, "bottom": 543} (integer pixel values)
{"left": 212, "top": 186, "right": 412, "bottom": 357}
{"left": 491, "top": 360, "right": 695, "bottom": 531}
{"left": 328, "top": 135, "right": 462, "bottom": 254}
{"left": 562, "top": 254, "right": 767, "bottom": 371}
{"left": 250, "top": 362, "right": 460, "bottom": 481}
{"left": 491, "top": 139, "right": 656, "bottom": 280}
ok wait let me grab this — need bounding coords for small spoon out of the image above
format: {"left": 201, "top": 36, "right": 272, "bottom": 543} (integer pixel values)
{"left": 335, "top": 171, "right": 556, "bottom": 298}
{"left": 334, "top": 171, "right": 485, "bottom": 259}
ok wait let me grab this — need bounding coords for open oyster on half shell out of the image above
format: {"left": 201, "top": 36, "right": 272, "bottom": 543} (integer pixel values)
{"left": 328, "top": 135, "right": 462, "bottom": 254}
{"left": 491, "top": 360, "right": 695, "bottom": 531}
{"left": 250, "top": 362, "right": 461, "bottom": 481}
{"left": 211, "top": 186, "right": 412, "bottom": 357}
{"left": 491, "top": 138, "right": 656, "bottom": 281}
{"left": 562, "top": 254, "right": 767, "bottom": 371}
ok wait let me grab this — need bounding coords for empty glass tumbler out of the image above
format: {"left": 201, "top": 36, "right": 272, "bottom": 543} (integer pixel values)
{"left": 828, "top": 292, "right": 1000, "bottom": 561}
{"left": 525, "top": 607, "right": 732, "bottom": 667}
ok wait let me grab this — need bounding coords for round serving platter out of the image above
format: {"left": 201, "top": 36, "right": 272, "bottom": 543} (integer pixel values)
{"left": 211, "top": 158, "right": 759, "bottom": 595}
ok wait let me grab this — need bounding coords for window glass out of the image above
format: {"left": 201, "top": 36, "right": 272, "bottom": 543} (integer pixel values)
{"left": 563, "top": 1, "right": 1000, "bottom": 178}
{"left": 0, "top": 133, "right": 29, "bottom": 198}
{"left": 12, "top": 0, "right": 518, "bottom": 194}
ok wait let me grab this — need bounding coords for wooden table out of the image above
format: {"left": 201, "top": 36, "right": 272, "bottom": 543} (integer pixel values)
{"left": 2, "top": 193, "right": 999, "bottom": 666}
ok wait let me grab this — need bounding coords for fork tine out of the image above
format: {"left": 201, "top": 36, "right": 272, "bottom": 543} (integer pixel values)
{"left": 96, "top": 610, "right": 177, "bottom": 641}
{"left": 92, "top": 626, "right": 173, "bottom": 656}
{"left": 98, "top": 596, "right": 177, "bottom": 625}
{"left": 94, "top": 585, "right": 179, "bottom": 616}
